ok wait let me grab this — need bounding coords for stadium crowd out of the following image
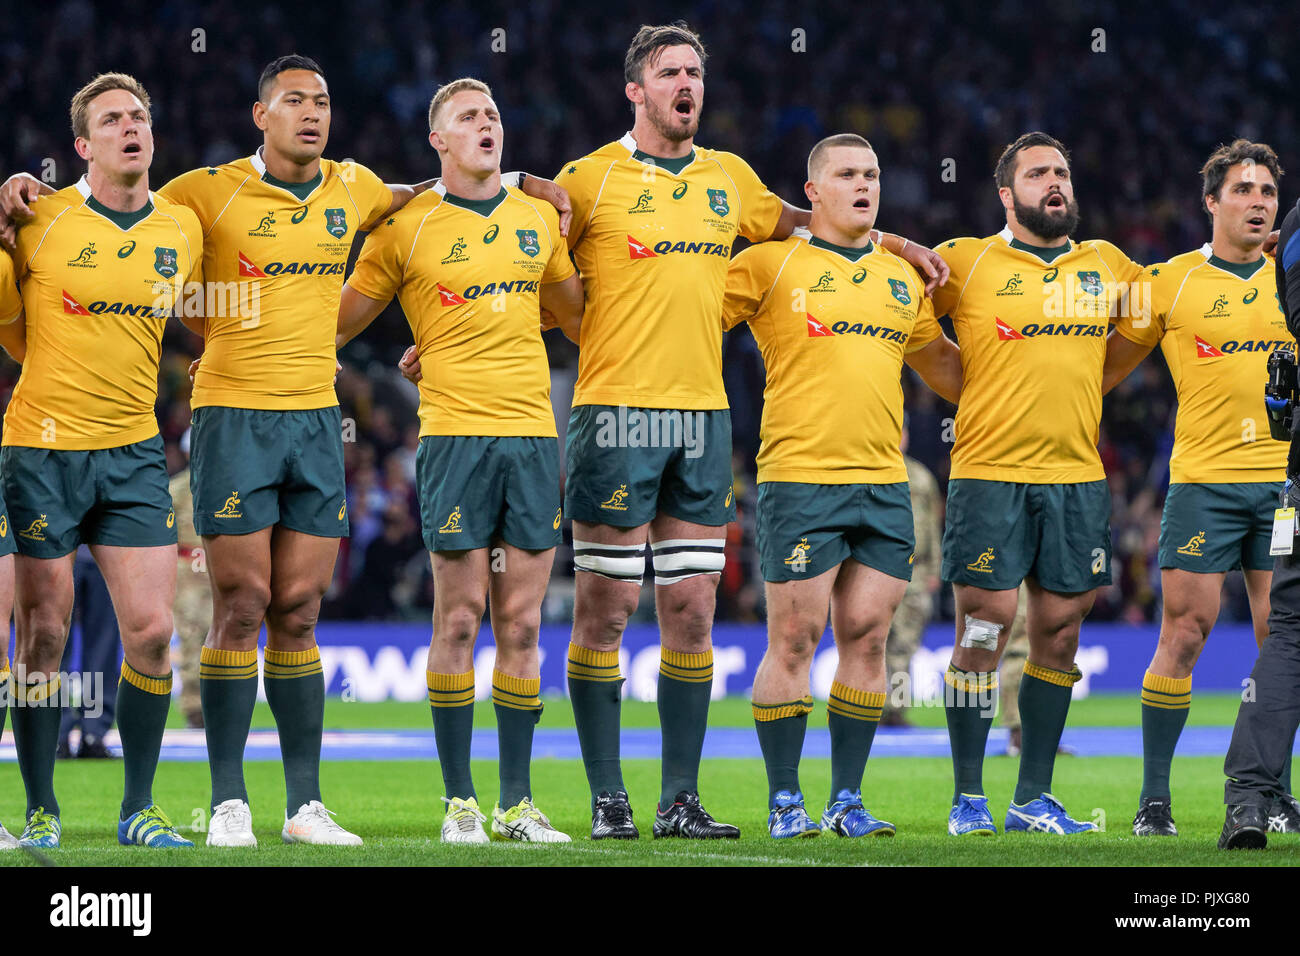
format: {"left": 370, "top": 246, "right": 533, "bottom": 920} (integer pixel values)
{"left": 1, "top": 0, "right": 1294, "bottom": 623}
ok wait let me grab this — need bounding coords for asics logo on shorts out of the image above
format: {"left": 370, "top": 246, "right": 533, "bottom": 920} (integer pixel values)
{"left": 439, "top": 507, "right": 463, "bottom": 534}
{"left": 167, "top": 511, "right": 175, "bottom": 529}
{"left": 553, "top": 508, "right": 562, "bottom": 530}
{"left": 0, "top": 515, "right": 7, "bottom": 537}
{"left": 18, "top": 515, "right": 48, "bottom": 541}
{"left": 214, "top": 492, "right": 242, "bottom": 519}
{"left": 725, "top": 487, "right": 734, "bottom": 507}
{"left": 966, "top": 547, "right": 996, "bottom": 572}
{"left": 600, "top": 485, "right": 629, "bottom": 511}
{"left": 338, "top": 502, "right": 347, "bottom": 521}
{"left": 1176, "top": 531, "right": 1206, "bottom": 556}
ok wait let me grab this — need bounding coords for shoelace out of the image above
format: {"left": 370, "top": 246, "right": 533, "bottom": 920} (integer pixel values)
{"left": 26, "top": 812, "right": 57, "bottom": 838}
{"left": 141, "top": 806, "right": 177, "bottom": 830}
{"left": 599, "top": 798, "right": 631, "bottom": 826}
{"left": 216, "top": 804, "right": 253, "bottom": 831}
{"left": 514, "top": 799, "right": 549, "bottom": 824}
{"left": 442, "top": 797, "right": 486, "bottom": 831}
{"left": 299, "top": 802, "right": 347, "bottom": 832}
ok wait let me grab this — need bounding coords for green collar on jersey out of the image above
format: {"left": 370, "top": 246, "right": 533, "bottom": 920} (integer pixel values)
{"left": 85, "top": 194, "right": 153, "bottom": 230}
{"left": 261, "top": 169, "right": 323, "bottom": 200}
{"left": 632, "top": 148, "right": 695, "bottom": 175}
{"left": 441, "top": 187, "right": 508, "bottom": 217}
{"left": 809, "top": 235, "right": 874, "bottom": 261}
{"left": 1207, "top": 253, "right": 1266, "bottom": 280}
{"left": 1008, "top": 235, "right": 1072, "bottom": 263}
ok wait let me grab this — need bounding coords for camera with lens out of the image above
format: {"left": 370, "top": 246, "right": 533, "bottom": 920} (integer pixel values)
{"left": 1267, "top": 347, "right": 1300, "bottom": 443}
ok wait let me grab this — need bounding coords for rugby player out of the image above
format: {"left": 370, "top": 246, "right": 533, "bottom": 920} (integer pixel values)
{"left": 934, "top": 132, "right": 1144, "bottom": 835}
{"left": 722, "top": 134, "right": 962, "bottom": 837}
{"left": 337, "top": 79, "right": 583, "bottom": 843}
{"left": 554, "top": 21, "right": 950, "bottom": 840}
{"left": 3, "top": 73, "right": 201, "bottom": 848}
{"left": 0, "top": 249, "right": 25, "bottom": 849}
{"left": 1103, "top": 140, "right": 1291, "bottom": 836}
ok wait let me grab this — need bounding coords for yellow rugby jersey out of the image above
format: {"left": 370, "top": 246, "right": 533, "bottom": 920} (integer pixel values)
{"left": 933, "top": 228, "right": 1142, "bottom": 483}
{"left": 556, "top": 133, "right": 784, "bottom": 410}
{"left": 5, "top": 178, "right": 201, "bottom": 449}
{"left": 722, "top": 229, "right": 941, "bottom": 484}
{"left": 0, "top": 248, "right": 21, "bottom": 326}
{"left": 348, "top": 184, "right": 573, "bottom": 437}
{"left": 1114, "top": 246, "right": 1288, "bottom": 483}
{"left": 160, "top": 151, "right": 391, "bottom": 410}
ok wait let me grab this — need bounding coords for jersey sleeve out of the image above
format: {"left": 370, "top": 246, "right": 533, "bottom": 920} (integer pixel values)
{"left": 347, "top": 218, "right": 407, "bottom": 303}
{"left": 341, "top": 162, "right": 394, "bottom": 232}
{"left": 535, "top": 201, "right": 576, "bottom": 284}
{"left": 721, "top": 243, "right": 775, "bottom": 331}
{"left": 906, "top": 274, "right": 943, "bottom": 353}
{"left": 718, "top": 153, "right": 784, "bottom": 243}
{"left": 930, "top": 237, "right": 982, "bottom": 319}
{"left": 0, "top": 248, "right": 21, "bottom": 325}
{"left": 1113, "top": 262, "right": 1169, "bottom": 347}
{"left": 554, "top": 157, "right": 608, "bottom": 249}
{"left": 175, "top": 206, "right": 204, "bottom": 286}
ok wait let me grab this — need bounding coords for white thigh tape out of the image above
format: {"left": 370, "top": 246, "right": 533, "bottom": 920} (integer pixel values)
{"left": 651, "top": 538, "right": 726, "bottom": 586}
{"left": 573, "top": 540, "right": 646, "bottom": 583}
{"left": 960, "top": 615, "right": 1003, "bottom": 650}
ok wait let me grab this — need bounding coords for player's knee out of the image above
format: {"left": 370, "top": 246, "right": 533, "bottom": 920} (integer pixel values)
{"left": 436, "top": 601, "right": 486, "bottom": 646}
{"left": 1162, "top": 613, "right": 1211, "bottom": 669}
{"left": 769, "top": 621, "right": 820, "bottom": 671}
{"left": 213, "top": 579, "right": 272, "bottom": 636}
{"left": 120, "top": 607, "right": 174, "bottom": 647}
{"left": 839, "top": 629, "right": 888, "bottom": 664}
{"left": 659, "top": 588, "right": 714, "bottom": 644}
{"left": 495, "top": 608, "right": 542, "bottom": 654}
{"left": 15, "top": 616, "right": 67, "bottom": 671}
{"left": 574, "top": 593, "right": 638, "bottom": 649}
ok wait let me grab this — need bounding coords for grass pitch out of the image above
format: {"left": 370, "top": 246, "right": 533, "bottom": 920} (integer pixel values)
{"left": 1, "top": 692, "right": 1290, "bottom": 866}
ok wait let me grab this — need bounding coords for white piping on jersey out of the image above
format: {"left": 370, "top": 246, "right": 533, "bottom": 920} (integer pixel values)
{"left": 402, "top": 194, "right": 446, "bottom": 272}
{"left": 576, "top": 159, "right": 618, "bottom": 242}
{"left": 512, "top": 193, "right": 557, "bottom": 249}
{"left": 751, "top": 236, "right": 805, "bottom": 317}
{"left": 24, "top": 198, "right": 79, "bottom": 271}
{"left": 951, "top": 239, "right": 999, "bottom": 317}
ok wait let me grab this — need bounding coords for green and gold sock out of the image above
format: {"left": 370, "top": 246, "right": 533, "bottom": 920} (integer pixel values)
{"left": 1014, "top": 660, "right": 1081, "bottom": 805}
{"left": 118, "top": 662, "right": 173, "bottom": 817}
{"left": 0, "top": 658, "right": 9, "bottom": 745}
{"left": 11, "top": 673, "right": 61, "bottom": 817}
{"left": 566, "top": 642, "right": 624, "bottom": 800}
{"left": 492, "top": 669, "right": 541, "bottom": 808}
{"left": 753, "top": 697, "right": 814, "bottom": 805}
{"left": 827, "top": 681, "right": 886, "bottom": 801}
{"left": 944, "top": 665, "right": 998, "bottom": 804}
{"left": 658, "top": 647, "right": 713, "bottom": 810}
{"left": 200, "top": 646, "right": 258, "bottom": 809}
{"left": 1139, "top": 670, "right": 1192, "bottom": 801}
{"left": 263, "top": 646, "right": 325, "bottom": 815}
{"left": 429, "top": 669, "right": 476, "bottom": 800}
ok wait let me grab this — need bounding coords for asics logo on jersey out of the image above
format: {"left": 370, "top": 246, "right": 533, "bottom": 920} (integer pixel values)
{"left": 1244, "top": 287, "right": 1259, "bottom": 304}
{"left": 672, "top": 182, "right": 689, "bottom": 200}
{"left": 852, "top": 267, "right": 867, "bottom": 284}
{"left": 1176, "top": 531, "right": 1206, "bottom": 557}
{"left": 629, "top": 190, "right": 654, "bottom": 212}
{"left": 441, "top": 238, "right": 469, "bottom": 263}
{"left": 439, "top": 507, "right": 463, "bottom": 533}
{"left": 995, "top": 274, "right": 1022, "bottom": 295}
{"left": 1043, "top": 267, "right": 1059, "bottom": 282}
{"left": 809, "top": 271, "right": 835, "bottom": 292}
{"left": 18, "top": 515, "right": 48, "bottom": 541}
{"left": 117, "top": 240, "right": 136, "bottom": 258}
{"left": 966, "top": 548, "right": 995, "bottom": 572}
{"left": 67, "top": 242, "right": 97, "bottom": 267}
{"left": 484, "top": 224, "right": 500, "bottom": 244}
{"left": 600, "top": 485, "right": 630, "bottom": 511}
{"left": 1204, "top": 295, "right": 1230, "bottom": 317}
{"left": 213, "top": 492, "right": 242, "bottom": 519}
{"left": 291, "top": 205, "right": 309, "bottom": 224}
{"left": 249, "top": 212, "right": 277, "bottom": 236}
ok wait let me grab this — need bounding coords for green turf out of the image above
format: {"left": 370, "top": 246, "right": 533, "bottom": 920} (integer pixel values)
{"left": 201, "top": 690, "right": 1250, "bottom": 731}
{"left": 1, "top": 754, "right": 1294, "bottom": 866}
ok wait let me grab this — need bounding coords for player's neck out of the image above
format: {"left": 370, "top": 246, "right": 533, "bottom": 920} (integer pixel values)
{"left": 440, "top": 166, "right": 502, "bottom": 200}
{"left": 809, "top": 214, "right": 872, "bottom": 250}
{"left": 259, "top": 145, "right": 322, "bottom": 184}
{"left": 629, "top": 120, "right": 693, "bottom": 159}
{"left": 85, "top": 166, "right": 149, "bottom": 212}
{"left": 1004, "top": 218, "right": 1069, "bottom": 250}
{"left": 1209, "top": 232, "right": 1263, "bottom": 265}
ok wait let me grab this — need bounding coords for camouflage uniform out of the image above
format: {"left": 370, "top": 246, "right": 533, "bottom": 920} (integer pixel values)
{"left": 999, "top": 581, "right": 1032, "bottom": 729}
{"left": 170, "top": 467, "right": 210, "bottom": 727}
{"left": 884, "top": 455, "right": 942, "bottom": 719}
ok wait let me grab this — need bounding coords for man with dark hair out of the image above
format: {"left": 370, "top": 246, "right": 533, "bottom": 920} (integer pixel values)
{"left": 1217, "top": 187, "right": 1300, "bottom": 850}
{"left": 933, "top": 131, "right": 1144, "bottom": 836}
{"left": 554, "top": 22, "right": 949, "bottom": 840}
{"left": 1105, "top": 139, "right": 1289, "bottom": 838}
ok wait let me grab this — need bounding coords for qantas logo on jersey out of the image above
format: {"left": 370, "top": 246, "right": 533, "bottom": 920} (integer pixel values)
{"left": 1196, "top": 336, "right": 1293, "bottom": 355}
{"left": 806, "top": 313, "right": 834, "bottom": 337}
{"left": 62, "top": 291, "right": 166, "bottom": 318}
{"left": 62, "top": 291, "right": 90, "bottom": 315}
{"left": 627, "top": 236, "right": 731, "bottom": 260}
{"left": 235, "top": 253, "right": 342, "bottom": 277}
{"left": 828, "top": 320, "right": 907, "bottom": 342}
{"left": 995, "top": 317, "right": 1104, "bottom": 339}
{"left": 454, "top": 280, "right": 542, "bottom": 300}
{"left": 1194, "top": 335, "right": 1222, "bottom": 357}
{"left": 437, "top": 283, "right": 467, "bottom": 306}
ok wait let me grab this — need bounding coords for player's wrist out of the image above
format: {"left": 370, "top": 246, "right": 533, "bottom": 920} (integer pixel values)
{"left": 502, "top": 171, "right": 526, "bottom": 189}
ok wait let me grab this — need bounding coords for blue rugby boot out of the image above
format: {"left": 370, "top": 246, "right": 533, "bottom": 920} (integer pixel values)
{"left": 821, "top": 789, "right": 895, "bottom": 837}
{"left": 1005, "top": 793, "right": 1099, "bottom": 834}
{"left": 948, "top": 793, "right": 997, "bottom": 836}
{"left": 768, "top": 790, "right": 821, "bottom": 839}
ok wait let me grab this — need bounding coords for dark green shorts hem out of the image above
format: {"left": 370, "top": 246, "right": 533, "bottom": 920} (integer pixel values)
{"left": 1159, "top": 481, "right": 1281, "bottom": 572}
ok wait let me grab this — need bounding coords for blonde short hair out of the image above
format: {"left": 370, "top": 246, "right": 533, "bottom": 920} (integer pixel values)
{"left": 428, "top": 78, "right": 493, "bottom": 132}
{"left": 70, "top": 73, "right": 151, "bottom": 139}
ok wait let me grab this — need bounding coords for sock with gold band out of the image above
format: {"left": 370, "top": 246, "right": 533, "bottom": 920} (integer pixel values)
{"left": 429, "top": 669, "right": 476, "bottom": 800}
{"left": 11, "top": 673, "right": 62, "bottom": 816}
{"left": 658, "top": 647, "right": 713, "bottom": 810}
{"left": 264, "top": 646, "right": 325, "bottom": 814}
{"left": 492, "top": 670, "right": 542, "bottom": 808}
{"left": 827, "top": 681, "right": 886, "bottom": 801}
{"left": 1014, "top": 660, "right": 1082, "bottom": 804}
{"left": 200, "top": 646, "right": 259, "bottom": 808}
{"left": 944, "top": 665, "right": 998, "bottom": 804}
{"left": 1139, "top": 670, "right": 1192, "bottom": 802}
{"left": 118, "top": 662, "right": 173, "bottom": 817}
{"left": 0, "top": 659, "right": 8, "bottom": 746}
{"left": 566, "top": 642, "right": 624, "bottom": 799}
{"left": 753, "top": 697, "right": 814, "bottom": 804}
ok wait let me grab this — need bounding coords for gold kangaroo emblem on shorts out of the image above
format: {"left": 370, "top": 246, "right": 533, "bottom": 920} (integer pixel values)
{"left": 439, "top": 507, "right": 463, "bottom": 533}
{"left": 1176, "top": 531, "right": 1206, "bottom": 557}
{"left": 966, "top": 547, "right": 995, "bottom": 572}
{"left": 18, "top": 514, "right": 48, "bottom": 540}
{"left": 601, "top": 484, "right": 629, "bottom": 511}
{"left": 214, "top": 492, "right": 242, "bottom": 519}
{"left": 784, "top": 537, "right": 811, "bottom": 567}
